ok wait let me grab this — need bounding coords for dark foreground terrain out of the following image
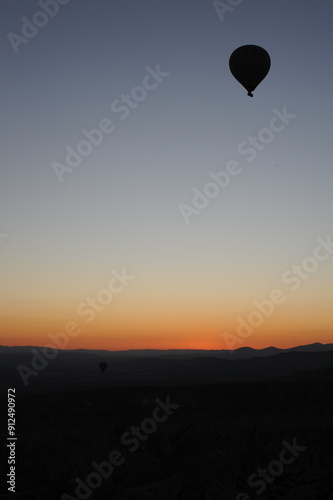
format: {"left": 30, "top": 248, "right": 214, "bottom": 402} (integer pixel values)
{"left": 1, "top": 347, "right": 333, "bottom": 499}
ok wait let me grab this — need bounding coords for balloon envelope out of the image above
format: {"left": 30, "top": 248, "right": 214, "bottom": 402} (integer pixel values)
{"left": 99, "top": 362, "right": 108, "bottom": 373}
{"left": 229, "top": 45, "right": 271, "bottom": 97}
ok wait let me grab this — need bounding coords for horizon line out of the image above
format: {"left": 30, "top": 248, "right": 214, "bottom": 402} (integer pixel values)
{"left": 1, "top": 341, "right": 333, "bottom": 353}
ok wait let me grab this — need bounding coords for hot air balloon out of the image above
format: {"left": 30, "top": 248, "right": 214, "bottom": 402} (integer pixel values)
{"left": 229, "top": 45, "right": 271, "bottom": 97}
{"left": 99, "top": 361, "right": 108, "bottom": 373}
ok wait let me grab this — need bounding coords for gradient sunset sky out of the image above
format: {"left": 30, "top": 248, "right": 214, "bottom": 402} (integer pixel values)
{"left": 1, "top": 0, "right": 332, "bottom": 350}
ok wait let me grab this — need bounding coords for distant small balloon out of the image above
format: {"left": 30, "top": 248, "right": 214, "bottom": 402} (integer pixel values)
{"left": 229, "top": 45, "right": 271, "bottom": 97}
{"left": 99, "top": 362, "right": 108, "bottom": 373}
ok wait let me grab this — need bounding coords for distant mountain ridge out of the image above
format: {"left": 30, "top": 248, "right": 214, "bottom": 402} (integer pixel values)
{"left": 1, "top": 341, "right": 333, "bottom": 360}
{"left": 1, "top": 342, "right": 333, "bottom": 391}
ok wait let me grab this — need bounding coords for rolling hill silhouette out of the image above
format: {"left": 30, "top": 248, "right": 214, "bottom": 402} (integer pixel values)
{"left": 1, "top": 343, "right": 333, "bottom": 499}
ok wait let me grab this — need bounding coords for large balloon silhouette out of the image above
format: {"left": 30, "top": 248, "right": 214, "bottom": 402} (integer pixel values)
{"left": 99, "top": 361, "right": 108, "bottom": 373}
{"left": 229, "top": 45, "right": 271, "bottom": 97}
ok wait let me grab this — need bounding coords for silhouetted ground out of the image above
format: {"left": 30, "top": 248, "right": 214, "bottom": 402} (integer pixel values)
{"left": 1, "top": 366, "right": 333, "bottom": 499}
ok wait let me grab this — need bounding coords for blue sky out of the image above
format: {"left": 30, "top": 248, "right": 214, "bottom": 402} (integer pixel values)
{"left": 1, "top": 0, "right": 332, "bottom": 350}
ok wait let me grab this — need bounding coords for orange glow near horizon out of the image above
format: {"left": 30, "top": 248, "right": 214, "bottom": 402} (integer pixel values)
{"left": 2, "top": 312, "right": 332, "bottom": 351}
{"left": 1, "top": 266, "right": 332, "bottom": 351}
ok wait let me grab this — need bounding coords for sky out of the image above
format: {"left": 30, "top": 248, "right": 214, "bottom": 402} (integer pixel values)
{"left": 1, "top": 0, "right": 332, "bottom": 351}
